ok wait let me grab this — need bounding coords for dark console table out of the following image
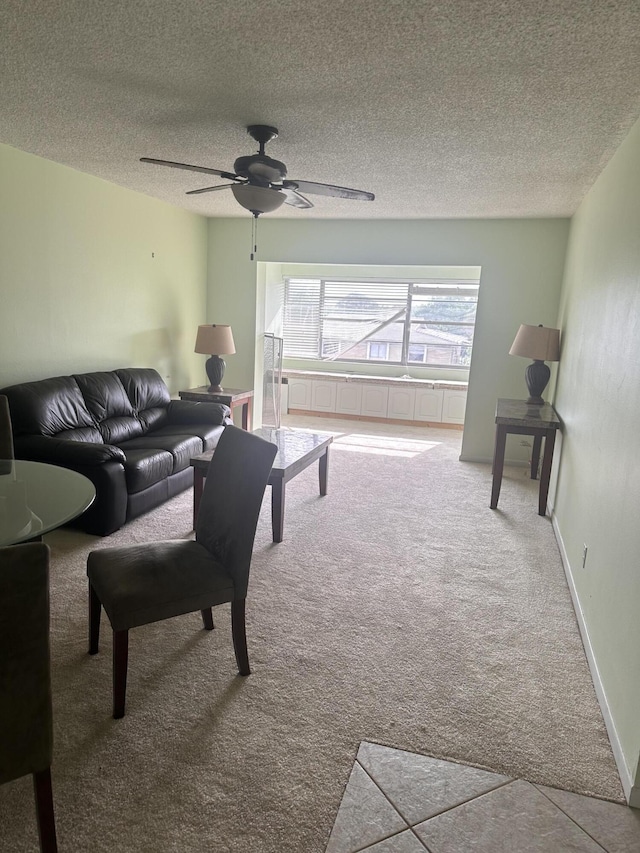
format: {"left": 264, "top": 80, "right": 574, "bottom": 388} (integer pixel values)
{"left": 490, "top": 398, "right": 561, "bottom": 516}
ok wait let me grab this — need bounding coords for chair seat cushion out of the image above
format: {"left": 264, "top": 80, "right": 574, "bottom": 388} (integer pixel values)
{"left": 118, "top": 434, "right": 203, "bottom": 474}
{"left": 121, "top": 448, "right": 173, "bottom": 493}
{"left": 87, "top": 540, "right": 235, "bottom": 631}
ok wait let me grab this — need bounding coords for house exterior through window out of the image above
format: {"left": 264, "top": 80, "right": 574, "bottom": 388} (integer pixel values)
{"left": 283, "top": 277, "right": 480, "bottom": 368}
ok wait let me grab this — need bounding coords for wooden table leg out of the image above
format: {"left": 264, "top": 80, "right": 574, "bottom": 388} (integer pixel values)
{"left": 531, "top": 434, "right": 543, "bottom": 480}
{"left": 490, "top": 424, "right": 507, "bottom": 509}
{"left": 319, "top": 447, "right": 329, "bottom": 496}
{"left": 271, "top": 479, "right": 285, "bottom": 543}
{"left": 193, "top": 468, "right": 205, "bottom": 529}
{"left": 241, "top": 399, "right": 251, "bottom": 431}
{"left": 538, "top": 429, "right": 556, "bottom": 516}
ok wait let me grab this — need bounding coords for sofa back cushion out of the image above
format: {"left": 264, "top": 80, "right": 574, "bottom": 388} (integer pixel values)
{"left": 73, "top": 371, "right": 144, "bottom": 445}
{"left": 1, "top": 375, "right": 102, "bottom": 442}
{"left": 115, "top": 368, "right": 171, "bottom": 433}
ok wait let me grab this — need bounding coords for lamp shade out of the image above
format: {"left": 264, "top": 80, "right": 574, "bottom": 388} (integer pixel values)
{"left": 231, "top": 184, "right": 286, "bottom": 215}
{"left": 194, "top": 325, "right": 236, "bottom": 356}
{"left": 509, "top": 324, "right": 560, "bottom": 362}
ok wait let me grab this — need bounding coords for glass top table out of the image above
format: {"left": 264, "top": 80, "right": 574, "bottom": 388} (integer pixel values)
{"left": 0, "top": 460, "right": 96, "bottom": 546}
{"left": 190, "top": 427, "right": 334, "bottom": 543}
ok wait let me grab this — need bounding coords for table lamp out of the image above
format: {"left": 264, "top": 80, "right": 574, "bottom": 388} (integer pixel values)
{"left": 195, "top": 324, "right": 236, "bottom": 392}
{"left": 509, "top": 324, "right": 560, "bottom": 404}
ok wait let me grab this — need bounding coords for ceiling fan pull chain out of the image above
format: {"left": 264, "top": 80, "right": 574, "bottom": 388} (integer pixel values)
{"left": 250, "top": 212, "right": 259, "bottom": 261}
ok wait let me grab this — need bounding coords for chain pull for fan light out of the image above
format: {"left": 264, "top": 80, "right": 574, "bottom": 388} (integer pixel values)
{"left": 250, "top": 212, "right": 259, "bottom": 261}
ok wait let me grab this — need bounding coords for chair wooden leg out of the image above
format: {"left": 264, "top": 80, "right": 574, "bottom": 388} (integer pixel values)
{"left": 88, "top": 584, "right": 101, "bottom": 654}
{"left": 201, "top": 607, "right": 214, "bottom": 630}
{"left": 231, "top": 599, "right": 250, "bottom": 676}
{"left": 112, "top": 629, "right": 129, "bottom": 719}
{"left": 33, "top": 768, "right": 58, "bottom": 853}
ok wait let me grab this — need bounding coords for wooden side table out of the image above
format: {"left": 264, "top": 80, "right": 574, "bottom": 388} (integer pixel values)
{"left": 490, "top": 398, "right": 561, "bottom": 516}
{"left": 178, "top": 386, "right": 254, "bottom": 430}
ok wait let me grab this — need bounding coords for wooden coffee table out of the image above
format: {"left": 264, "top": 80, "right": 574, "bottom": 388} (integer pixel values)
{"left": 190, "top": 427, "right": 333, "bottom": 542}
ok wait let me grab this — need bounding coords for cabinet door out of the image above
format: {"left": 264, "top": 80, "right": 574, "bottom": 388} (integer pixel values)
{"left": 287, "top": 378, "right": 312, "bottom": 410}
{"left": 442, "top": 389, "right": 467, "bottom": 424}
{"left": 336, "top": 382, "right": 362, "bottom": 415}
{"left": 387, "top": 387, "right": 416, "bottom": 420}
{"left": 414, "top": 388, "right": 444, "bottom": 422}
{"left": 311, "top": 380, "right": 337, "bottom": 412}
{"left": 360, "top": 384, "right": 389, "bottom": 417}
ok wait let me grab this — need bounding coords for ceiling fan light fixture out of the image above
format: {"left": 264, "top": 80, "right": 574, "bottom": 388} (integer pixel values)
{"left": 231, "top": 184, "right": 286, "bottom": 215}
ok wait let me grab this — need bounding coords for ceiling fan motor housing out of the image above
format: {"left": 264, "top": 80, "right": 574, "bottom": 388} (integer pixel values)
{"left": 233, "top": 154, "right": 287, "bottom": 185}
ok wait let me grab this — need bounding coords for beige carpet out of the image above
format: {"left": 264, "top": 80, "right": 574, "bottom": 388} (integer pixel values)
{"left": 0, "top": 416, "right": 623, "bottom": 852}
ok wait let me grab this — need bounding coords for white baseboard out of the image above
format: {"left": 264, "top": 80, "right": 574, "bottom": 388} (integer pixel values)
{"left": 551, "top": 512, "right": 637, "bottom": 805}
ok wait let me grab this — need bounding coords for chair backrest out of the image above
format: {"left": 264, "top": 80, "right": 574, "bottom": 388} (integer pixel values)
{"left": 0, "top": 394, "right": 14, "bottom": 463}
{"left": 196, "top": 425, "right": 276, "bottom": 597}
{"left": 0, "top": 542, "right": 53, "bottom": 785}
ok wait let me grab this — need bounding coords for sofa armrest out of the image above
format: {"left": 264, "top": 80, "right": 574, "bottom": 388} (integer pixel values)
{"left": 166, "top": 400, "right": 231, "bottom": 425}
{"left": 15, "top": 435, "right": 126, "bottom": 466}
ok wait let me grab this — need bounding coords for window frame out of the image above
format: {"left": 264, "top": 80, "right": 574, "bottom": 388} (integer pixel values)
{"left": 283, "top": 276, "right": 479, "bottom": 369}
{"left": 367, "top": 341, "right": 390, "bottom": 361}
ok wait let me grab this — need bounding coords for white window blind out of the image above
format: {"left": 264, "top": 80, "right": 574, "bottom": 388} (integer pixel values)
{"left": 283, "top": 277, "right": 479, "bottom": 367}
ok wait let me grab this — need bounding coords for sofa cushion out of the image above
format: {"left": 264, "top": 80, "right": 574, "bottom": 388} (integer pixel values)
{"left": 120, "top": 448, "right": 173, "bottom": 494}
{"left": 73, "top": 371, "right": 144, "bottom": 444}
{"left": 1, "top": 375, "right": 98, "bottom": 439}
{"left": 150, "top": 423, "right": 225, "bottom": 452}
{"left": 118, "top": 434, "right": 203, "bottom": 474}
{"left": 115, "top": 368, "right": 171, "bottom": 432}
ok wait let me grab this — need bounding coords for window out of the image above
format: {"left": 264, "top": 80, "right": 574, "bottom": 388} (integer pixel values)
{"left": 367, "top": 342, "right": 389, "bottom": 361}
{"left": 408, "top": 344, "right": 426, "bottom": 363}
{"left": 283, "top": 277, "right": 479, "bottom": 368}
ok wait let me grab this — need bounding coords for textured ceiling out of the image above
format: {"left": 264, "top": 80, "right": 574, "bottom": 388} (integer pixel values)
{"left": 2, "top": 1, "right": 640, "bottom": 219}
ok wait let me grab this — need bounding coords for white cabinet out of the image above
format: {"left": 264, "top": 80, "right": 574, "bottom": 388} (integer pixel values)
{"left": 414, "top": 388, "right": 444, "bottom": 422}
{"left": 311, "top": 380, "right": 337, "bottom": 412}
{"left": 287, "top": 378, "right": 312, "bottom": 410}
{"left": 387, "top": 386, "right": 416, "bottom": 420}
{"left": 442, "top": 389, "right": 467, "bottom": 424}
{"left": 335, "top": 382, "right": 362, "bottom": 415}
{"left": 360, "top": 384, "right": 389, "bottom": 418}
{"left": 285, "top": 374, "right": 467, "bottom": 425}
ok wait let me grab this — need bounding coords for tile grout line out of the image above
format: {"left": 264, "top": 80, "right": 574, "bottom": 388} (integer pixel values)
{"left": 347, "top": 759, "right": 419, "bottom": 853}
{"left": 352, "top": 758, "right": 515, "bottom": 853}
{"left": 533, "top": 786, "right": 610, "bottom": 852}
{"left": 360, "top": 755, "right": 517, "bottom": 826}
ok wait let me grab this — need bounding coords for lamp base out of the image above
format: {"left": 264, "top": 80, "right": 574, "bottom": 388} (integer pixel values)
{"left": 524, "top": 359, "right": 551, "bottom": 406}
{"left": 205, "top": 355, "right": 226, "bottom": 393}
{"left": 524, "top": 360, "right": 550, "bottom": 403}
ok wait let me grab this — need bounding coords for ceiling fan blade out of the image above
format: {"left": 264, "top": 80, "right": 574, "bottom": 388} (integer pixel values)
{"left": 140, "top": 157, "right": 238, "bottom": 181}
{"left": 283, "top": 179, "right": 374, "bottom": 201}
{"left": 185, "top": 183, "right": 237, "bottom": 196}
{"left": 280, "top": 187, "right": 314, "bottom": 209}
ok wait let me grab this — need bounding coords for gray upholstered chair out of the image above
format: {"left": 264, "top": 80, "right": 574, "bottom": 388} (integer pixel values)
{"left": 0, "top": 543, "right": 58, "bottom": 852}
{"left": 87, "top": 425, "right": 277, "bottom": 718}
{"left": 0, "top": 394, "right": 14, "bottom": 475}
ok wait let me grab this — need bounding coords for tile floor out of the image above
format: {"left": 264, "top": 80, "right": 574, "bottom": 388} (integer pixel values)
{"left": 325, "top": 743, "right": 640, "bottom": 853}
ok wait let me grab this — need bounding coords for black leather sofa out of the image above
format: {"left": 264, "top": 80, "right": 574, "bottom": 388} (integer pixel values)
{"left": 1, "top": 368, "right": 232, "bottom": 536}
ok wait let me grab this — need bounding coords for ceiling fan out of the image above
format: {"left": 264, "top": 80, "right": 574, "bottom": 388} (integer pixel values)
{"left": 140, "top": 124, "right": 375, "bottom": 217}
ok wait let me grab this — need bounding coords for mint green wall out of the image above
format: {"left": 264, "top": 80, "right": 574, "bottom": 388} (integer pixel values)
{"left": 208, "top": 217, "right": 569, "bottom": 459}
{"left": 552, "top": 116, "right": 640, "bottom": 801}
{"left": 0, "top": 144, "right": 208, "bottom": 392}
